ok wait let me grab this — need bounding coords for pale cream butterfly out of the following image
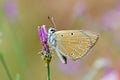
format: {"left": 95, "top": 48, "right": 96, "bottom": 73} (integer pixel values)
{"left": 48, "top": 16, "right": 99, "bottom": 64}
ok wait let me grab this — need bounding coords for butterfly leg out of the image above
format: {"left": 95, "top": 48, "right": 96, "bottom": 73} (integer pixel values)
{"left": 56, "top": 49, "right": 67, "bottom": 64}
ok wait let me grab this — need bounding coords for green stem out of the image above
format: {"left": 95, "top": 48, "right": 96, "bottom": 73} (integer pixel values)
{"left": 0, "top": 53, "right": 13, "bottom": 80}
{"left": 47, "top": 61, "right": 50, "bottom": 80}
{"left": 16, "top": 74, "right": 20, "bottom": 80}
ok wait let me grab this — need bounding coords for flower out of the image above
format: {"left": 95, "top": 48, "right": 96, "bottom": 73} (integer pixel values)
{"left": 38, "top": 25, "right": 50, "bottom": 54}
{"left": 38, "top": 25, "right": 52, "bottom": 80}
{"left": 72, "top": 1, "right": 87, "bottom": 18}
{"left": 83, "top": 58, "right": 111, "bottom": 80}
{"left": 4, "top": 1, "right": 18, "bottom": 21}
{"left": 101, "top": 8, "right": 120, "bottom": 30}
{"left": 93, "top": 58, "right": 111, "bottom": 69}
{"left": 100, "top": 60, "right": 119, "bottom": 80}
{"left": 100, "top": 71, "right": 119, "bottom": 80}
{"left": 38, "top": 25, "right": 48, "bottom": 43}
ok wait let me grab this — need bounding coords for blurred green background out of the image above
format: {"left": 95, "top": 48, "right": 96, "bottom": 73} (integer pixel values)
{"left": 0, "top": 0, "right": 120, "bottom": 80}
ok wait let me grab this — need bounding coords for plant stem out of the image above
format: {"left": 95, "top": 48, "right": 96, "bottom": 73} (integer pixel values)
{"left": 16, "top": 74, "right": 20, "bottom": 80}
{"left": 47, "top": 61, "right": 50, "bottom": 80}
{"left": 0, "top": 53, "right": 13, "bottom": 80}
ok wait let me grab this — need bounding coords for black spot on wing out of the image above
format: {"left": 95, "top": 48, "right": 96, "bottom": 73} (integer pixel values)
{"left": 71, "top": 33, "right": 73, "bottom": 35}
{"left": 61, "top": 35, "right": 63, "bottom": 37}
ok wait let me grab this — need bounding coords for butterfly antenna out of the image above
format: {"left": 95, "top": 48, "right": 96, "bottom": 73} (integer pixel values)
{"left": 48, "top": 16, "right": 57, "bottom": 29}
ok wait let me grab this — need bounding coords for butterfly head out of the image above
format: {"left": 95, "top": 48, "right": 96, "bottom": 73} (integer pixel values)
{"left": 48, "top": 16, "right": 56, "bottom": 34}
{"left": 48, "top": 27, "right": 56, "bottom": 34}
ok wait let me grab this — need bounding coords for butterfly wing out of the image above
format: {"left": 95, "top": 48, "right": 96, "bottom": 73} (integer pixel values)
{"left": 83, "top": 30, "right": 99, "bottom": 47}
{"left": 54, "top": 30, "right": 99, "bottom": 60}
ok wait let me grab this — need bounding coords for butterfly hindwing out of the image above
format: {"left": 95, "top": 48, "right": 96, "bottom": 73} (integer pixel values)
{"left": 83, "top": 30, "right": 99, "bottom": 47}
{"left": 54, "top": 30, "right": 99, "bottom": 60}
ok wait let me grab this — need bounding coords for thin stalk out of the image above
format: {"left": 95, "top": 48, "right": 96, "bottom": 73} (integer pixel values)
{"left": 16, "top": 74, "right": 20, "bottom": 80}
{"left": 0, "top": 53, "right": 13, "bottom": 80}
{"left": 47, "top": 61, "right": 50, "bottom": 80}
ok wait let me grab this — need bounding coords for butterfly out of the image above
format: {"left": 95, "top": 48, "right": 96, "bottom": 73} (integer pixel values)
{"left": 47, "top": 16, "right": 99, "bottom": 64}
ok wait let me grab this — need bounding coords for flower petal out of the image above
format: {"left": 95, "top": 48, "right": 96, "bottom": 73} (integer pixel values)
{"left": 38, "top": 26, "right": 43, "bottom": 42}
{"left": 41, "top": 25, "right": 48, "bottom": 42}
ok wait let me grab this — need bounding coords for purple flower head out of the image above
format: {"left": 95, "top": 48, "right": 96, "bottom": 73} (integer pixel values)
{"left": 101, "top": 72, "right": 119, "bottom": 80}
{"left": 38, "top": 25, "right": 50, "bottom": 54}
{"left": 72, "top": 1, "right": 87, "bottom": 18}
{"left": 101, "top": 8, "right": 120, "bottom": 30}
{"left": 38, "top": 25, "right": 48, "bottom": 42}
{"left": 4, "top": 1, "right": 18, "bottom": 20}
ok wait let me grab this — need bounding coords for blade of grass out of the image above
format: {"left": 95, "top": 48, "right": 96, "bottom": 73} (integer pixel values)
{"left": 0, "top": 52, "right": 13, "bottom": 80}
{"left": 16, "top": 74, "right": 20, "bottom": 80}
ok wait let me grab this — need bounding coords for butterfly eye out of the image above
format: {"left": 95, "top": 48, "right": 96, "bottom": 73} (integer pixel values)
{"left": 51, "top": 29, "right": 55, "bottom": 31}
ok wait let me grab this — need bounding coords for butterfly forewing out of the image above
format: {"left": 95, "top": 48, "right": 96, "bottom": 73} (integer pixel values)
{"left": 54, "top": 30, "right": 98, "bottom": 60}
{"left": 83, "top": 30, "right": 99, "bottom": 46}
